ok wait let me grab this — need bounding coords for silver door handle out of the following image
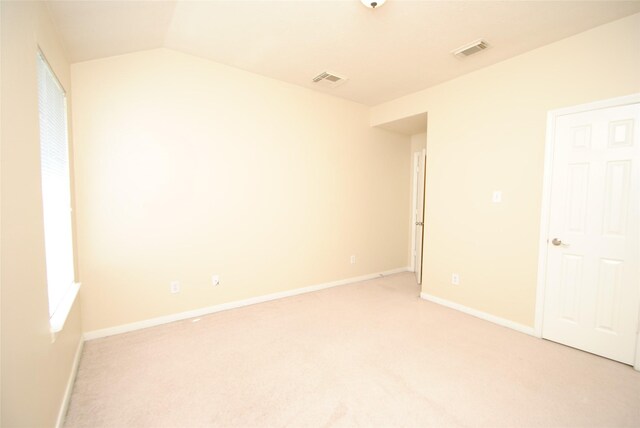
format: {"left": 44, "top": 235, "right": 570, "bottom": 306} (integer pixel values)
{"left": 551, "top": 238, "right": 567, "bottom": 246}
{"left": 416, "top": 222, "right": 423, "bottom": 226}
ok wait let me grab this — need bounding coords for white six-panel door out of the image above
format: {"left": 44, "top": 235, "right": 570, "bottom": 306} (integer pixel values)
{"left": 414, "top": 149, "right": 426, "bottom": 285}
{"left": 542, "top": 102, "right": 640, "bottom": 365}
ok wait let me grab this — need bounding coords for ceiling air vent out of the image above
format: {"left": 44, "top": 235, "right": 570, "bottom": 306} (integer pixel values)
{"left": 452, "top": 39, "right": 489, "bottom": 58}
{"left": 312, "top": 71, "right": 348, "bottom": 87}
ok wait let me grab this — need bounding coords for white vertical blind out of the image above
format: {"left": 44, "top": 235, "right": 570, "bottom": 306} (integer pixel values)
{"left": 37, "top": 53, "right": 76, "bottom": 319}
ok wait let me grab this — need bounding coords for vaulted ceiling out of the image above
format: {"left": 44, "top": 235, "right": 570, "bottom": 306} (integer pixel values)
{"left": 46, "top": 0, "right": 640, "bottom": 106}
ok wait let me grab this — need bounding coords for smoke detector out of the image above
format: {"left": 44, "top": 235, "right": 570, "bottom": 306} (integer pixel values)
{"left": 452, "top": 39, "right": 490, "bottom": 58}
{"left": 312, "top": 71, "right": 348, "bottom": 88}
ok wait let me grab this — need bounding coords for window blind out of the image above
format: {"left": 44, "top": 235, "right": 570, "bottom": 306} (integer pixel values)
{"left": 37, "top": 53, "right": 76, "bottom": 320}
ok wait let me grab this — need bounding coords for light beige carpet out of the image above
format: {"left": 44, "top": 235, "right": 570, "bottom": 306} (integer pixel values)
{"left": 64, "top": 272, "right": 640, "bottom": 427}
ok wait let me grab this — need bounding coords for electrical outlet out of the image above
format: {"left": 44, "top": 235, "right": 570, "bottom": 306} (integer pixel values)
{"left": 492, "top": 190, "right": 502, "bottom": 203}
{"left": 350, "top": 255, "right": 356, "bottom": 264}
{"left": 451, "top": 273, "right": 460, "bottom": 285}
{"left": 211, "top": 274, "right": 220, "bottom": 286}
{"left": 170, "top": 281, "right": 180, "bottom": 294}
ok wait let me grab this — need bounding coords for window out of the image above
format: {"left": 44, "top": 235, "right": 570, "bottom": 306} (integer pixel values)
{"left": 37, "top": 52, "right": 79, "bottom": 333}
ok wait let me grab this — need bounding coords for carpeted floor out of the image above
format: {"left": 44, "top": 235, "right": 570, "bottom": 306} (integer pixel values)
{"left": 64, "top": 272, "right": 640, "bottom": 427}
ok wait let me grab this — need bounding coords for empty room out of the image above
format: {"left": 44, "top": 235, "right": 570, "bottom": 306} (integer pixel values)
{"left": 2, "top": 0, "right": 640, "bottom": 427}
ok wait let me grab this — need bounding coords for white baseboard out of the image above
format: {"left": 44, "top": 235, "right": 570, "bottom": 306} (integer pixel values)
{"left": 420, "top": 292, "right": 535, "bottom": 336}
{"left": 84, "top": 267, "right": 410, "bottom": 341}
{"left": 55, "top": 337, "right": 84, "bottom": 428}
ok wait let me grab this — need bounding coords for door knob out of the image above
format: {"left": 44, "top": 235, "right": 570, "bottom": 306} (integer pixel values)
{"left": 551, "top": 238, "right": 563, "bottom": 246}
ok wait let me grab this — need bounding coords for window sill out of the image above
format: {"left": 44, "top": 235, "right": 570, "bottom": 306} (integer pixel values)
{"left": 50, "top": 282, "right": 81, "bottom": 342}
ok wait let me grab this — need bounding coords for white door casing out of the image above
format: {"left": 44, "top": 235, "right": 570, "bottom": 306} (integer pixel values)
{"left": 414, "top": 149, "right": 426, "bottom": 285}
{"left": 536, "top": 95, "right": 640, "bottom": 368}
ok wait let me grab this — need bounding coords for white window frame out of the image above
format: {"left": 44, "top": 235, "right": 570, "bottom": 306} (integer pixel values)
{"left": 36, "top": 50, "right": 80, "bottom": 337}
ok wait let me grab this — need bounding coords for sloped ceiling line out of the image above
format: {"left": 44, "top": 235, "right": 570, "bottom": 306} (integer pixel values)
{"left": 47, "top": 1, "right": 640, "bottom": 106}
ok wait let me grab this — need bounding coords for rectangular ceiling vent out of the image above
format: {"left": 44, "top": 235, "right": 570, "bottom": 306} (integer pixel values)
{"left": 312, "top": 71, "right": 348, "bottom": 87}
{"left": 452, "top": 39, "right": 489, "bottom": 58}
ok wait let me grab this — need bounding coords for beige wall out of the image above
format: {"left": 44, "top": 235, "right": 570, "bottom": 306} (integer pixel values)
{"left": 71, "top": 48, "right": 411, "bottom": 332}
{"left": 1, "top": 1, "right": 83, "bottom": 426}
{"left": 372, "top": 13, "right": 640, "bottom": 327}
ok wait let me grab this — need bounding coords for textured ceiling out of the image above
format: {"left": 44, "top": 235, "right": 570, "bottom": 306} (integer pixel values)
{"left": 47, "top": 0, "right": 640, "bottom": 106}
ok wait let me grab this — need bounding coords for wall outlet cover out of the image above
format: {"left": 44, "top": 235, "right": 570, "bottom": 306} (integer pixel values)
{"left": 451, "top": 273, "right": 460, "bottom": 285}
{"left": 170, "top": 281, "right": 180, "bottom": 293}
